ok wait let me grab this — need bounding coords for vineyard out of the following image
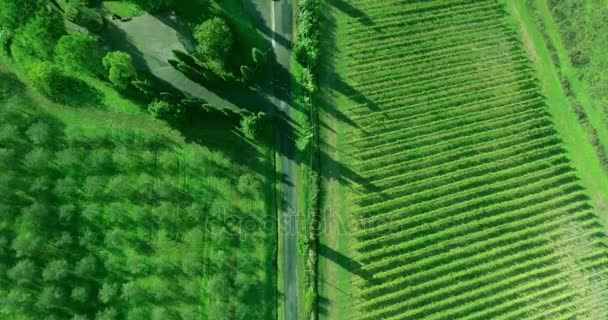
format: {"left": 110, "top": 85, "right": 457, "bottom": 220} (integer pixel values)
{"left": 329, "top": 0, "right": 608, "bottom": 319}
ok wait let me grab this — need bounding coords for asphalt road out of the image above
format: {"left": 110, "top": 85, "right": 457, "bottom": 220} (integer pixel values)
{"left": 270, "top": 1, "right": 298, "bottom": 319}
{"left": 243, "top": 0, "right": 298, "bottom": 319}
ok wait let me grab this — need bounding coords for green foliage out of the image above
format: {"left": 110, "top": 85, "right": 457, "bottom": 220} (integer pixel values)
{"left": 66, "top": 5, "right": 105, "bottom": 33}
{"left": 127, "top": 0, "right": 174, "bottom": 13}
{"left": 12, "top": 10, "right": 66, "bottom": 62}
{"left": 103, "top": 1, "right": 143, "bottom": 18}
{"left": 0, "top": 0, "right": 46, "bottom": 31}
{"left": 239, "top": 111, "right": 266, "bottom": 140}
{"left": 54, "top": 33, "right": 103, "bottom": 75}
{"left": 27, "top": 62, "right": 71, "bottom": 99}
{"left": 252, "top": 47, "right": 266, "bottom": 65}
{"left": 193, "top": 17, "right": 233, "bottom": 71}
{"left": 102, "top": 51, "right": 137, "bottom": 89}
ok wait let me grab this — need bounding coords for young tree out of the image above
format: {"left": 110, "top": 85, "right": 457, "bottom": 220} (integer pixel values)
{"left": 194, "top": 17, "right": 233, "bottom": 71}
{"left": 25, "top": 121, "right": 51, "bottom": 145}
{"left": 98, "top": 282, "right": 119, "bottom": 304}
{"left": 71, "top": 286, "right": 88, "bottom": 303}
{"left": 42, "top": 259, "right": 69, "bottom": 282}
{"left": 74, "top": 255, "right": 98, "bottom": 277}
{"left": 7, "top": 259, "right": 38, "bottom": 285}
{"left": 55, "top": 33, "right": 103, "bottom": 75}
{"left": 102, "top": 51, "right": 137, "bottom": 89}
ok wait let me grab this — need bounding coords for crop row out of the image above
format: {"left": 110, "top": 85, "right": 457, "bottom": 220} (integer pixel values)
{"left": 356, "top": 179, "right": 583, "bottom": 261}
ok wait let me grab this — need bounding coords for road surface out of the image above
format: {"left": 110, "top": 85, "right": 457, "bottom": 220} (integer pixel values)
{"left": 270, "top": 1, "right": 298, "bottom": 319}
{"left": 243, "top": 0, "right": 298, "bottom": 319}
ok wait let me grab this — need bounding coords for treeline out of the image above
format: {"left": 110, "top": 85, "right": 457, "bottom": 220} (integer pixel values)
{"left": 0, "top": 78, "right": 271, "bottom": 319}
{"left": 292, "top": 0, "right": 321, "bottom": 319}
{"left": 0, "top": 0, "right": 270, "bottom": 140}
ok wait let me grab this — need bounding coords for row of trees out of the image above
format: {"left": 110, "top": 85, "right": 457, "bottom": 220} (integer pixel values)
{"left": 0, "top": 94, "right": 272, "bottom": 319}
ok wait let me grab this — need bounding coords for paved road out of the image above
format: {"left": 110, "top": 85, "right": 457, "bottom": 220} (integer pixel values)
{"left": 243, "top": 0, "right": 298, "bottom": 319}
{"left": 270, "top": 1, "right": 298, "bottom": 319}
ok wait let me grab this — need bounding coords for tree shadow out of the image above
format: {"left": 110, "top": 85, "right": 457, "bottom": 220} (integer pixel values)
{"left": 327, "top": 0, "right": 375, "bottom": 27}
{"left": 318, "top": 243, "right": 374, "bottom": 281}
{"left": 243, "top": 0, "right": 291, "bottom": 50}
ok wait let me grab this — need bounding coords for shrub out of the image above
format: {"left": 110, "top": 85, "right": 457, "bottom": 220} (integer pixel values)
{"left": 54, "top": 33, "right": 103, "bottom": 75}
{"left": 27, "top": 62, "right": 71, "bottom": 99}
{"left": 193, "top": 17, "right": 233, "bottom": 71}
{"left": 102, "top": 51, "right": 137, "bottom": 89}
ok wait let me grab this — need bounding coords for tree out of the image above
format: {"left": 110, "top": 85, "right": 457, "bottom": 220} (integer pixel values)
{"left": 7, "top": 259, "right": 37, "bottom": 285}
{"left": 75, "top": 255, "right": 98, "bottom": 277}
{"left": 0, "top": 0, "right": 46, "bottom": 31}
{"left": 27, "top": 62, "right": 71, "bottom": 99}
{"left": 11, "top": 233, "right": 42, "bottom": 257}
{"left": 71, "top": 286, "right": 88, "bottom": 303}
{"left": 102, "top": 51, "right": 137, "bottom": 89}
{"left": 96, "top": 307, "right": 118, "bottom": 320}
{"left": 98, "top": 282, "right": 119, "bottom": 304}
{"left": 55, "top": 33, "right": 103, "bottom": 75}
{"left": 194, "top": 17, "right": 233, "bottom": 70}
{"left": 42, "top": 259, "right": 69, "bottom": 282}
{"left": 239, "top": 112, "right": 267, "bottom": 140}
{"left": 25, "top": 121, "right": 51, "bottom": 145}
{"left": 36, "top": 286, "right": 65, "bottom": 310}
{"left": 147, "top": 99, "right": 175, "bottom": 122}
{"left": 12, "top": 10, "right": 66, "bottom": 61}
{"left": 5, "top": 288, "right": 35, "bottom": 312}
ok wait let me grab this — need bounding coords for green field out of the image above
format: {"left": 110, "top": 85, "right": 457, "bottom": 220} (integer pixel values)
{"left": 319, "top": 0, "right": 608, "bottom": 319}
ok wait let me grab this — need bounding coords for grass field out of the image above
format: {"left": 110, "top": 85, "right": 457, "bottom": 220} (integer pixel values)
{"left": 319, "top": 0, "right": 608, "bottom": 319}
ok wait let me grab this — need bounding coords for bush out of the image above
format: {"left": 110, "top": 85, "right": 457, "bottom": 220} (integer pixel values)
{"left": 194, "top": 17, "right": 233, "bottom": 72}
{"left": 27, "top": 62, "right": 71, "bottom": 99}
{"left": 12, "top": 11, "right": 66, "bottom": 62}
{"left": 102, "top": 51, "right": 137, "bottom": 89}
{"left": 54, "top": 33, "right": 103, "bottom": 75}
{"left": 239, "top": 112, "right": 267, "bottom": 140}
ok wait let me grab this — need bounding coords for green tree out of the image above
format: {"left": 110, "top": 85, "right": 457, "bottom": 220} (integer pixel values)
{"left": 12, "top": 11, "right": 66, "bottom": 61}
{"left": 194, "top": 17, "right": 233, "bottom": 70}
{"left": 0, "top": 0, "right": 45, "bottom": 31}
{"left": 239, "top": 112, "right": 266, "bottom": 140}
{"left": 36, "top": 286, "right": 65, "bottom": 310}
{"left": 42, "top": 259, "right": 69, "bottom": 282}
{"left": 71, "top": 286, "right": 89, "bottom": 303}
{"left": 27, "top": 62, "right": 71, "bottom": 99}
{"left": 98, "top": 282, "right": 119, "bottom": 304}
{"left": 102, "top": 51, "right": 137, "bottom": 89}
{"left": 55, "top": 33, "right": 103, "bottom": 75}
{"left": 5, "top": 288, "right": 35, "bottom": 312}
{"left": 75, "top": 255, "right": 98, "bottom": 277}
{"left": 11, "top": 232, "right": 42, "bottom": 257}
{"left": 26, "top": 121, "right": 51, "bottom": 145}
{"left": 7, "top": 259, "right": 38, "bottom": 285}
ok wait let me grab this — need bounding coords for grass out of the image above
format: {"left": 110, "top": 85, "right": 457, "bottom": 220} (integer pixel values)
{"left": 506, "top": 0, "right": 608, "bottom": 232}
{"left": 102, "top": 1, "right": 143, "bottom": 18}
{"left": 318, "top": 0, "right": 608, "bottom": 319}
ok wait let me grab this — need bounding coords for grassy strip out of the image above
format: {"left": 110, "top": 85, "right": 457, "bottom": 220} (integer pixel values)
{"left": 525, "top": 0, "right": 608, "bottom": 175}
{"left": 504, "top": 0, "right": 608, "bottom": 231}
{"left": 102, "top": 1, "right": 143, "bottom": 18}
{"left": 292, "top": 0, "right": 322, "bottom": 319}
